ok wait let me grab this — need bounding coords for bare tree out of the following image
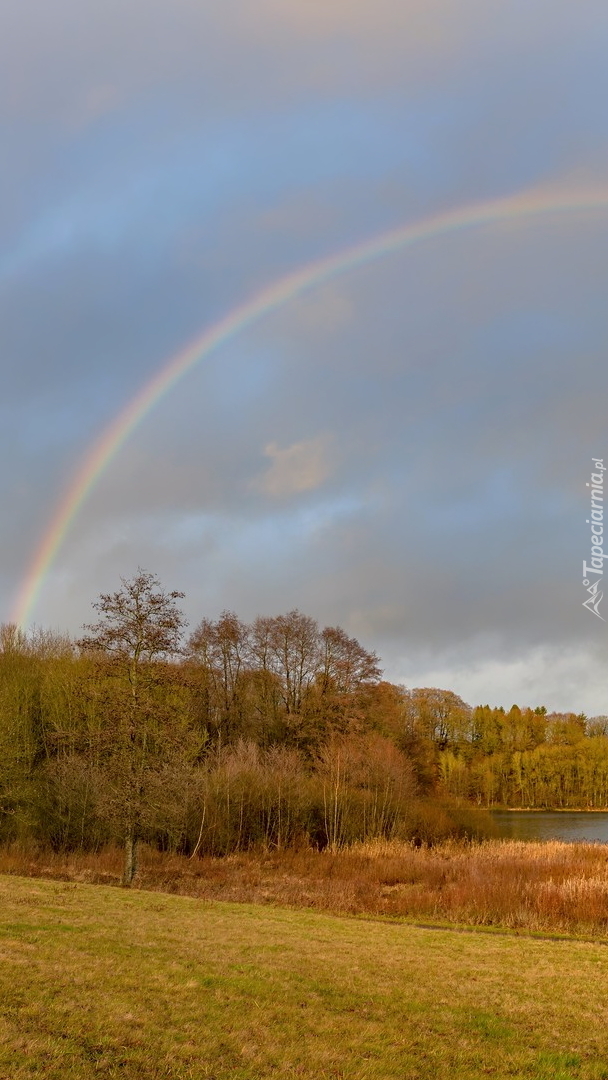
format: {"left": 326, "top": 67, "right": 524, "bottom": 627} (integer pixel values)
{"left": 0, "top": 623, "right": 29, "bottom": 655}
{"left": 79, "top": 570, "right": 186, "bottom": 886}
{"left": 251, "top": 611, "right": 319, "bottom": 716}
{"left": 318, "top": 625, "right": 381, "bottom": 694}
{"left": 188, "top": 612, "right": 250, "bottom": 740}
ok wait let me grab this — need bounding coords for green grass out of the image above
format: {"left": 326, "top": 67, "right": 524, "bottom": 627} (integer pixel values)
{"left": 2, "top": 876, "right": 608, "bottom": 1078}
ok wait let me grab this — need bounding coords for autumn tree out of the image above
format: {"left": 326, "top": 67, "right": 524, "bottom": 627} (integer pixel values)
{"left": 317, "top": 626, "right": 381, "bottom": 695}
{"left": 403, "top": 688, "right": 471, "bottom": 750}
{"left": 251, "top": 611, "right": 319, "bottom": 716}
{"left": 0, "top": 624, "right": 35, "bottom": 834}
{"left": 78, "top": 570, "right": 187, "bottom": 885}
{"left": 187, "top": 611, "right": 250, "bottom": 742}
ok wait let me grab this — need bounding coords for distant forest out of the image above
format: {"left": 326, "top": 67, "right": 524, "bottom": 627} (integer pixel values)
{"left": 1, "top": 572, "right": 606, "bottom": 882}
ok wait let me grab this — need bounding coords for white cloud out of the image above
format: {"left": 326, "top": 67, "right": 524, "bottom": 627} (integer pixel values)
{"left": 386, "top": 643, "right": 608, "bottom": 715}
{"left": 251, "top": 436, "right": 332, "bottom": 498}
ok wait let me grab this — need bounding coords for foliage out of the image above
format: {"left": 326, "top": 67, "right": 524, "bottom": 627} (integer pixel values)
{"left": 2, "top": 573, "right": 608, "bottom": 866}
{"left": 79, "top": 570, "right": 189, "bottom": 884}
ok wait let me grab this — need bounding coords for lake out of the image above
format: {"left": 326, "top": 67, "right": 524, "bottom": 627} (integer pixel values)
{"left": 491, "top": 810, "right": 608, "bottom": 844}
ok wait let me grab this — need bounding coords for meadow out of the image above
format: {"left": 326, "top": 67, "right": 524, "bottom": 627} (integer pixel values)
{"left": 3, "top": 872, "right": 608, "bottom": 1079}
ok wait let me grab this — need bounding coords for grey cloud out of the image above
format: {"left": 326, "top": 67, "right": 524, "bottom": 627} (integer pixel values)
{"left": 4, "top": 0, "right": 608, "bottom": 711}
{"left": 25, "top": 215, "right": 608, "bottom": 647}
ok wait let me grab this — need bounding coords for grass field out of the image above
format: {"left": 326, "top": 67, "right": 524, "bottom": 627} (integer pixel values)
{"left": 2, "top": 875, "right": 608, "bottom": 1078}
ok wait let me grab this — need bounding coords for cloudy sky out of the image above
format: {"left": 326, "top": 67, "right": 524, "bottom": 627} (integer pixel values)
{"left": 3, "top": 0, "right": 608, "bottom": 712}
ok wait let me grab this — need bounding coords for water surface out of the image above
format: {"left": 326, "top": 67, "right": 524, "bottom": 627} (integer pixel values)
{"left": 491, "top": 810, "right": 608, "bottom": 844}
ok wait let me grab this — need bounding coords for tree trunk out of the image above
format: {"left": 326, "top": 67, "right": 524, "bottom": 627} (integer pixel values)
{"left": 122, "top": 823, "right": 137, "bottom": 887}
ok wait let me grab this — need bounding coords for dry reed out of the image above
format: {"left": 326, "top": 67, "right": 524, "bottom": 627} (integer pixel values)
{"left": 2, "top": 838, "right": 608, "bottom": 933}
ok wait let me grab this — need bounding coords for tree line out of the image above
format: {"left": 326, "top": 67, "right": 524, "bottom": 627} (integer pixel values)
{"left": 1, "top": 571, "right": 606, "bottom": 883}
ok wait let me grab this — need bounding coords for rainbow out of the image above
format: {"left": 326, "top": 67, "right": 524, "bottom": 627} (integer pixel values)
{"left": 12, "top": 181, "right": 608, "bottom": 629}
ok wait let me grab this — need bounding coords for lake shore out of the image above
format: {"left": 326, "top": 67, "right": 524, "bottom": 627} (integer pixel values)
{"left": 498, "top": 807, "right": 608, "bottom": 812}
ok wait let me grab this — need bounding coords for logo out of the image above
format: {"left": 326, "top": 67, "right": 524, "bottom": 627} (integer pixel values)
{"left": 582, "top": 458, "right": 606, "bottom": 620}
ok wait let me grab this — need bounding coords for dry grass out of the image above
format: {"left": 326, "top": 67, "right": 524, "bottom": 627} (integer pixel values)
{"left": 3, "top": 838, "right": 608, "bottom": 934}
{"left": 3, "top": 874, "right": 608, "bottom": 1078}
